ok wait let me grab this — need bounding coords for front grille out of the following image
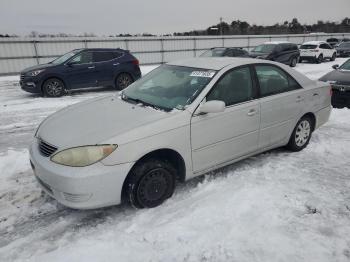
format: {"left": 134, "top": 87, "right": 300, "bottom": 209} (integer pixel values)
{"left": 20, "top": 74, "right": 25, "bottom": 81}
{"left": 332, "top": 84, "right": 350, "bottom": 92}
{"left": 38, "top": 139, "right": 58, "bottom": 157}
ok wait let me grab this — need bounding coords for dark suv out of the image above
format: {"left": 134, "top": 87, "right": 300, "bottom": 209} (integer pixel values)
{"left": 249, "top": 42, "right": 300, "bottom": 67}
{"left": 20, "top": 48, "right": 141, "bottom": 97}
{"left": 200, "top": 47, "right": 249, "bottom": 57}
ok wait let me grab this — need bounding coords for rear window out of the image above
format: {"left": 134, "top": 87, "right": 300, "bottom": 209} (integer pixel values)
{"left": 339, "top": 43, "right": 350, "bottom": 48}
{"left": 93, "top": 51, "right": 115, "bottom": 62}
{"left": 200, "top": 48, "right": 226, "bottom": 57}
{"left": 300, "top": 45, "right": 317, "bottom": 49}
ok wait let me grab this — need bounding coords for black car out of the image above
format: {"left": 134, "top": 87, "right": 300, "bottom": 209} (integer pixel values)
{"left": 20, "top": 48, "right": 141, "bottom": 97}
{"left": 336, "top": 42, "right": 350, "bottom": 57}
{"left": 200, "top": 47, "right": 249, "bottom": 57}
{"left": 249, "top": 42, "right": 300, "bottom": 67}
{"left": 319, "top": 59, "right": 350, "bottom": 108}
{"left": 326, "top": 38, "right": 339, "bottom": 47}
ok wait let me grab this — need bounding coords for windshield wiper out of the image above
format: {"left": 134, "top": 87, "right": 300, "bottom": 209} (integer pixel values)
{"left": 121, "top": 94, "right": 169, "bottom": 111}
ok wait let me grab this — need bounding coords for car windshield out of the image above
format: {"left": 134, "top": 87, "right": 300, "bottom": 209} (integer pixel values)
{"left": 50, "top": 50, "right": 80, "bottom": 65}
{"left": 252, "top": 44, "right": 276, "bottom": 53}
{"left": 339, "top": 59, "right": 350, "bottom": 70}
{"left": 339, "top": 43, "right": 350, "bottom": 48}
{"left": 200, "top": 48, "right": 226, "bottom": 57}
{"left": 300, "top": 45, "right": 318, "bottom": 49}
{"left": 122, "top": 65, "right": 216, "bottom": 111}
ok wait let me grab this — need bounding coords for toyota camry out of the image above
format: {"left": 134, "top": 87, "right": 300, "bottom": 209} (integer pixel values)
{"left": 29, "top": 57, "right": 332, "bottom": 209}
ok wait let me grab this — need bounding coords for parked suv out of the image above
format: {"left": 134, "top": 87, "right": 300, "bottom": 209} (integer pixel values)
{"left": 336, "top": 42, "right": 350, "bottom": 57}
{"left": 299, "top": 41, "right": 336, "bottom": 63}
{"left": 249, "top": 42, "right": 300, "bottom": 67}
{"left": 200, "top": 47, "right": 249, "bottom": 57}
{"left": 20, "top": 48, "right": 141, "bottom": 97}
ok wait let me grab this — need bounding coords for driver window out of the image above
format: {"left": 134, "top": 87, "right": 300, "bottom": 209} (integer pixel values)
{"left": 70, "top": 52, "right": 93, "bottom": 64}
{"left": 207, "top": 67, "right": 253, "bottom": 106}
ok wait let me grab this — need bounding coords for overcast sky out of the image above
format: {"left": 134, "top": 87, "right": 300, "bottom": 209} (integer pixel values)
{"left": 0, "top": 0, "right": 349, "bottom": 35}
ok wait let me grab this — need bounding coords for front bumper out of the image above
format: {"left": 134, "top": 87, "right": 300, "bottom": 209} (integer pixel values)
{"left": 331, "top": 84, "right": 350, "bottom": 108}
{"left": 20, "top": 74, "right": 42, "bottom": 94}
{"left": 29, "top": 139, "right": 134, "bottom": 209}
{"left": 336, "top": 51, "right": 350, "bottom": 57}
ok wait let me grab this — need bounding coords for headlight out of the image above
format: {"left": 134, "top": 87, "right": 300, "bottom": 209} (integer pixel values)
{"left": 29, "top": 69, "right": 45, "bottom": 76}
{"left": 51, "top": 145, "right": 117, "bottom": 167}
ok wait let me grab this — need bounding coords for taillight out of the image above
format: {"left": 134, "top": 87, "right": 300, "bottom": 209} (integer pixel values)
{"left": 132, "top": 59, "right": 139, "bottom": 65}
{"left": 329, "top": 86, "right": 333, "bottom": 96}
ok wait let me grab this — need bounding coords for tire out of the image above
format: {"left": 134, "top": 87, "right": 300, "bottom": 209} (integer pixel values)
{"left": 290, "top": 57, "right": 297, "bottom": 67}
{"left": 115, "top": 73, "right": 133, "bottom": 90}
{"left": 125, "top": 158, "right": 176, "bottom": 208}
{"left": 42, "top": 78, "right": 65, "bottom": 97}
{"left": 316, "top": 54, "right": 323, "bottom": 64}
{"left": 287, "top": 116, "right": 313, "bottom": 152}
{"left": 330, "top": 52, "right": 336, "bottom": 61}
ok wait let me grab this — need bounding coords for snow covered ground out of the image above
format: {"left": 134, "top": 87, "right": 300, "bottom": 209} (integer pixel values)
{"left": 0, "top": 59, "right": 350, "bottom": 262}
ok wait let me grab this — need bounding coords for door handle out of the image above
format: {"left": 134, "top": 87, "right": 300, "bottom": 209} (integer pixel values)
{"left": 296, "top": 96, "right": 304, "bottom": 102}
{"left": 88, "top": 66, "right": 95, "bottom": 69}
{"left": 247, "top": 109, "right": 257, "bottom": 116}
{"left": 313, "top": 93, "right": 319, "bottom": 97}
{"left": 113, "top": 63, "right": 120, "bottom": 66}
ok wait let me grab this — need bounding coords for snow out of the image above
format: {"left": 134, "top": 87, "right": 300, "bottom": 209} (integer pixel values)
{"left": 1, "top": 60, "right": 350, "bottom": 262}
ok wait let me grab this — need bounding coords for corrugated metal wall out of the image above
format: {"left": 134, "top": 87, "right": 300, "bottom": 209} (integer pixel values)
{"left": 0, "top": 33, "right": 349, "bottom": 75}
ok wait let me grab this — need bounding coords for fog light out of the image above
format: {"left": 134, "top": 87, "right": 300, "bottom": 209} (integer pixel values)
{"left": 26, "top": 82, "right": 36, "bottom": 87}
{"left": 62, "top": 192, "right": 92, "bottom": 202}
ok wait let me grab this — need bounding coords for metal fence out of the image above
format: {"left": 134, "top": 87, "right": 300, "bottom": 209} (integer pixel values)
{"left": 0, "top": 33, "right": 349, "bottom": 76}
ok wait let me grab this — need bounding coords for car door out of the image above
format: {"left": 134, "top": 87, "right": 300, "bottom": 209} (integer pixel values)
{"left": 254, "top": 64, "right": 305, "bottom": 149}
{"left": 275, "top": 44, "right": 290, "bottom": 64}
{"left": 92, "top": 51, "right": 118, "bottom": 86}
{"left": 64, "top": 51, "right": 98, "bottom": 88}
{"left": 190, "top": 66, "right": 260, "bottom": 173}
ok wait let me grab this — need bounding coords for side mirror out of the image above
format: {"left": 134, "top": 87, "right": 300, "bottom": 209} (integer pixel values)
{"left": 332, "top": 64, "right": 339, "bottom": 69}
{"left": 198, "top": 100, "right": 225, "bottom": 114}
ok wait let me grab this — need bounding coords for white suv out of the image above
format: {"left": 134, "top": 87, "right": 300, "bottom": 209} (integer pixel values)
{"left": 299, "top": 41, "right": 336, "bottom": 63}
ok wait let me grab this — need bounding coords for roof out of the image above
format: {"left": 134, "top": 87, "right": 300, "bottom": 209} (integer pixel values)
{"left": 79, "top": 48, "right": 124, "bottom": 51}
{"left": 302, "top": 41, "right": 326, "bottom": 45}
{"left": 167, "top": 57, "right": 268, "bottom": 70}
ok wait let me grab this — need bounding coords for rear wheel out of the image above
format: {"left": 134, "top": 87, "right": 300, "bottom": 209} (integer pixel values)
{"left": 330, "top": 52, "right": 336, "bottom": 61}
{"left": 42, "top": 78, "right": 65, "bottom": 97}
{"left": 125, "top": 158, "right": 176, "bottom": 208}
{"left": 316, "top": 54, "right": 323, "bottom": 64}
{"left": 115, "top": 73, "right": 133, "bottom": 90}
{"left": 287, "top": 116, "right": 313, "bottom": 152}
{"left": 290, "top": 57, "right": 297, "bottom": 67}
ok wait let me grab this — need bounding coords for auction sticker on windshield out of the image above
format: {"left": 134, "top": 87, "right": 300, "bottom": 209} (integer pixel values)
{"left": 190, "top": 71, "right": 215, "bottom": 78}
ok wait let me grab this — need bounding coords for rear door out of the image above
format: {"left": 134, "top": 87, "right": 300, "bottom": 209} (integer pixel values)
{"left": 64, "top": 51, "right": 98, "bottom": 88}
{"left": 190, "top": 66, "right": 260, "bottom": 173}
{"left": 254, "top": 64, "right": 305, "bottom": 149}
{"left": 274, "top": 44, "right": 291, "bottom": 64}
{"left": 93, "top": 51, "right": 121, "bottom": 86}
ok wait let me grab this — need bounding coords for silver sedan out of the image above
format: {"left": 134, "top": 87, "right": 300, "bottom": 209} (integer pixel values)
{"left": 29, "top": 58, "right": 332, "bottom": 209}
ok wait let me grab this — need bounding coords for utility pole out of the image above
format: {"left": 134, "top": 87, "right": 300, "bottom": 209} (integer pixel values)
{"left": 220, "top": 17, "right": 223, "bottom": 35}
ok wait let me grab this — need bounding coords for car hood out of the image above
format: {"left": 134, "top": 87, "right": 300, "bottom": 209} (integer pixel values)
{"left": 37, "top": 95, "right": 182, "bottom": 149}
{"left": 248, "top": 52, "right": 270, "bottom": 58}
{"left": 319, "top": 69, "right": 350, "bottom": 85}
{"left": 21, "top": 63, "right": 56, "bottom": 74}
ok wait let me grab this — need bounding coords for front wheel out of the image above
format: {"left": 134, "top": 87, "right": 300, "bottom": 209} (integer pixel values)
{"left": 290, "top": 57, "right": 297, "bottom": 67}
{"left": 115, "top": 73, "right": 133, "bottom": 90}
{"left": 42, "top": 78, "right": 65, "bottom": 97}
{"left": 287, "top": 116, "right": 313, "bottom": 152}
{"left": 316, "top": 54, "right": 323, "bottom": 64}
{"left": 330, "top": 52, "right": 336, "bottom": 61}
{"left": 125, "top": 158, "right": 176, "bottom": 208}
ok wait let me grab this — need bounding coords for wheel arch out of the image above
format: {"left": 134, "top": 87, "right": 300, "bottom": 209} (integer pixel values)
{"left": 121, "top": 148, "right": 186, "bottom": 202}
{"left": 41, "top": 75, "right": 68, "bottom": 93}
{"left": 301, "top": 112, "right": 316, "bottom": 131}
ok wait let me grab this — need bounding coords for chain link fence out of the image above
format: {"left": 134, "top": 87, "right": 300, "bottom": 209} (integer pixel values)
{"left": 0, "top": 33, "right": 349, "bottom": 76}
